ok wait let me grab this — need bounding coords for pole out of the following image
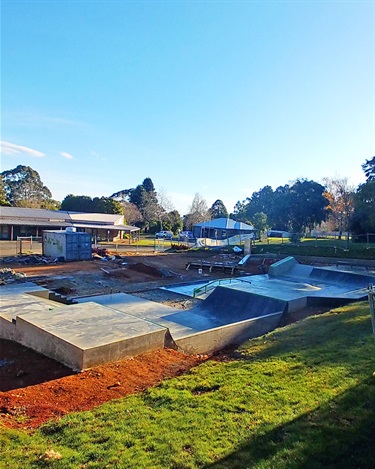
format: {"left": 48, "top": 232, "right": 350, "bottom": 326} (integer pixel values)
{"left": 368, "top": 284, "right": 375, "bottom": 339}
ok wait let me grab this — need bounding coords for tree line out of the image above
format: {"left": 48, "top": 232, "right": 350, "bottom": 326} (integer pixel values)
{"left": 1, "top": 157, "right": 374, "bottom": 239}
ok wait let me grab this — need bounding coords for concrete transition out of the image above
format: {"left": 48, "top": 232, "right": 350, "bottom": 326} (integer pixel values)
{"left": 1, "top": 258, "right": 374, "bottom": 371}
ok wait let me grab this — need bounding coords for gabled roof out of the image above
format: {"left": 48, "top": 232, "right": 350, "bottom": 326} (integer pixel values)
{"left": 68, "top": 212, "right": 124, "bottom": 224}
{"left": 0, "top": 206, "right": 69, "bottom": 221}
{"left": 0, "top": 206, "right": 139, "bottom": 231}
{"left": 193, "top": 217, "right": 255, "bottom": 231}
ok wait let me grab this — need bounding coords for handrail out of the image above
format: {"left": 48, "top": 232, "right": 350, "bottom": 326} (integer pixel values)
{"left": 192, "top": 277, "right": 252, "bottom": 298}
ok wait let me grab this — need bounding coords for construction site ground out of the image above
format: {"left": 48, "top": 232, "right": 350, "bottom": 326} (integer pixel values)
{"left": 1, "top": 249, "right": 272, "bottom": 430}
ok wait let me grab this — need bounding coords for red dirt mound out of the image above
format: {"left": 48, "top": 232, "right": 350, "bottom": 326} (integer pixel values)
{"left": 0, "top": 339, "right": 205, "bottom": 430}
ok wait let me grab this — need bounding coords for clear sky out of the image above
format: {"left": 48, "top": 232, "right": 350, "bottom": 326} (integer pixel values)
{"left": 1, "top": 0, "right": 374, "bottom": 215}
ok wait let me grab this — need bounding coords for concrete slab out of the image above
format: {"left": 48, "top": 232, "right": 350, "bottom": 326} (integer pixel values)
{"left": 14, "top": 302, "right": 167, "bottom": 371}
{"left": 77, "top": 293, "right": 204, "bottom": 341}
{"left": 3, "top": 257, "right": 372, "bottom": 370}
{"left": 0, "top": 293, "right": 63, "bottom": 341}
{"left": 0, "top": 282, "right": 50, "bottom": 299}
{"left": 77, "top": 290, "right": 285, "bottom": 353}
{"left": 164, "top": 261, "right": 373, "bottom": 308}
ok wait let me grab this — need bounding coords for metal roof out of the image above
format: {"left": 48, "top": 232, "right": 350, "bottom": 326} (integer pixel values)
{"left": 0, "top": 218, "right": 70, "bottom": 227}
{"left": 193, "top": 218, "right": 255, "bottom": 231}
{"left": 0, "top": 207, "right": 138, "bottom": 231}
{"left": 69, "top": 212, "right": 124, "bottom": 224}
{"left": 72, "top": 223, "right": 140, "bottom": 232}
{"left": 0, "top": 206, "right": 123, "bottom": 223}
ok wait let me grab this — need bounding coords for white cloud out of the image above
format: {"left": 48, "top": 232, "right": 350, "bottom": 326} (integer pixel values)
{"left": 0, "top": 141, "right": 45, "bottom": 157}
{"left": 61, "top": 151, "right": 74, "bottom": 160}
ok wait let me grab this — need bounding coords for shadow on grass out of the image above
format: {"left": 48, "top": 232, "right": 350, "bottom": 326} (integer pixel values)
{"left": 206, "top": 377, "right": 375, "bottom": 469}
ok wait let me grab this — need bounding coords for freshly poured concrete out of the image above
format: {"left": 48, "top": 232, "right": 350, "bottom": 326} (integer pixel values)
{"left": 2, "top": 258, "right": 373, "bottom": 370}
{"left": 15, "top": 302, "right": 167, "bottom": 371}
{"left": 164, "top": 261, "right": 373, "bottom": 313}
{"left": 78, "top": 290, "right": 285, "bottom": 353}
{"left": 0, "top": 287, "right": 62, "bottom": 341}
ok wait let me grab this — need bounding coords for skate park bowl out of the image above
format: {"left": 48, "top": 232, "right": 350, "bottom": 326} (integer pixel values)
{"left": 1, "top": 257, "right": 374, "bottom": 370}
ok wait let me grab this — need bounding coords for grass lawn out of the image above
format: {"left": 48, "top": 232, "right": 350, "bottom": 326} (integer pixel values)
{"left": 1, "top": 302, "right": 374, "bottom": 468}
{"left": 251, "top": 238, "right": 375, "bottom": 260}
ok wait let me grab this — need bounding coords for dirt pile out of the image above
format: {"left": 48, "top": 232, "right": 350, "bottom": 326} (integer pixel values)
{"left": 0, "top": 267, "right": 27, "bottom": 284}
{"left": 126, "top": 262, "right": 170, "bottom": 278}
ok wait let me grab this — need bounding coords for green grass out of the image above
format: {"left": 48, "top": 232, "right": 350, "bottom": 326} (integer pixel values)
{"left": 252, "top": 238, "right": 375, "bottom": 260}
{"left": 2, "top": 303, "right": 374, "bottom": 468}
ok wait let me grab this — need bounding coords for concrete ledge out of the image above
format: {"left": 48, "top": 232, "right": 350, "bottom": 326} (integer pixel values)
{"left": 0, "top": 293, "right": 61, "bottom": 341}
{"left": 175, "top": 311, "right": 283, "bottom": 354}
{"left": 15, "top": 302, "right": 168, "bottom": 371}
{"left": 268, "top": 256, "right": 297, "bottom": 277}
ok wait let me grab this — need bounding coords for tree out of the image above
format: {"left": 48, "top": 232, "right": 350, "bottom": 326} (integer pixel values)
{"left": 245, "top": 186, "right": 274, "bottom": 220}
{"left": 269, "top": 184, "right": 292, "bottom": 231}
{"left": 350, "top": 181, "right": 375, "bottom": 239}
{"left": 109, "top": 188, "right": 132, "bottom": 201}
{"left": 61, "top": 195, "right": 94, "bottom": 212}
{"left": 155, "top": 188, "right": 175, "bottom": 230}
{"left": 184, "top": 193, "right": 209, "bottom": 230}
{"left": 322, "top": 177, "right": 355, "bottom": 238}
{"left": 60, "top": 195, "right": 122, "bottom": 214}
{"left": 92, "top": 197, "right": 122, "bottom": 214}
{"left": 252, "top": 212, "right": 268, "bottom": 234}
{"left": 122, "top": 201, "right": 143, "bottom": 225}
{"left": 142, "top": 177, "right": 155, "bottom": 193}
{"left": 287, "top": 179, "right": 329, "bottom": 233}
{"left": 110, "top": 177, "right": 166, "bottom": 230}
{"left": 163, "top": 210, "right": 183, "bottom": 234}
{"left": 1, "top": 165, "right": 58, "bottom": 209}
{"left": 231, "top": 200, "right": 252, "bottom": 224}
{"left": 362, "top": 156, "right": 375, "bottom": 182}
{"left": 128, "top": 184, "right": 147, "bottom": 208}
{"left": 209, "top": 199, "right": 228, "bottom": 219}
{"left": 0, "top": 175, "right": 10, "bottom": 206}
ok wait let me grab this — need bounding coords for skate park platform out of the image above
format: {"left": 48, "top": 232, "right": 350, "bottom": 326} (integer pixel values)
{"left": 77, "top": 291, "right": 284, "bottom": 355}
{"left": 1, "top": 258, "right": 374, "bottom": 370}
{"left": 164, "top": 256, "right": 373, "bottom": 312}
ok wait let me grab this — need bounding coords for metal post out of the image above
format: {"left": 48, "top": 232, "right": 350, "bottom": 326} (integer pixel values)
{"left": 368, "top": 284, "right": 375, "bottom": 339}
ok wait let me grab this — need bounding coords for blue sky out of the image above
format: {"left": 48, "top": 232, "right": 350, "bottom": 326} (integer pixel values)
{"left": 1, "top": 0, "right": 374, "bottom": 215}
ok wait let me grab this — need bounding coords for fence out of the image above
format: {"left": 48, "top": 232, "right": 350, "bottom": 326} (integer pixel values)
{"left": 352, "top": 233, "right": 375, "bottom": 244}
{"left": 16, "top": 236, "right": 43, "bottom": 255}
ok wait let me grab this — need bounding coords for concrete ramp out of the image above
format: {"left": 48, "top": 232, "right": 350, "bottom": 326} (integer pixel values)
{"left": 308, "top": 267, "right": 374, "bottom": 288}
{"left": 168, "top": 287, "right": 285, "bottom": 353}
{"left": 3, "top": 257, "right": 373, "bottom": 370}
{"left": 77, "top": 291, "right": 284, "bottom": 355}
{"left": 191, "top": 286, "right": 286, "bottom": 323}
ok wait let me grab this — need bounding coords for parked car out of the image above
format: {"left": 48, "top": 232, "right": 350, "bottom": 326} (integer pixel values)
{"left": 155, "top": 230, "right": 173, "bottom": 239}
{"left": 178, "top": 231, "right": 195, "bottom": 241}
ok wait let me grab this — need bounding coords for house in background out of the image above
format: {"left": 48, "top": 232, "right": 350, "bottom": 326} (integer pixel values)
{"left": 192, "top": 218, "right": 256, "bottom": 242}
{"left": 0, "top": 207, "right": 139, "bottom": 242}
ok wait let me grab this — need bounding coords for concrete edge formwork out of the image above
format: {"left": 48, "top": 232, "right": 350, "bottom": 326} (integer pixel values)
{"left": 174, "top": 311, "right": 283, "bottom": 355}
